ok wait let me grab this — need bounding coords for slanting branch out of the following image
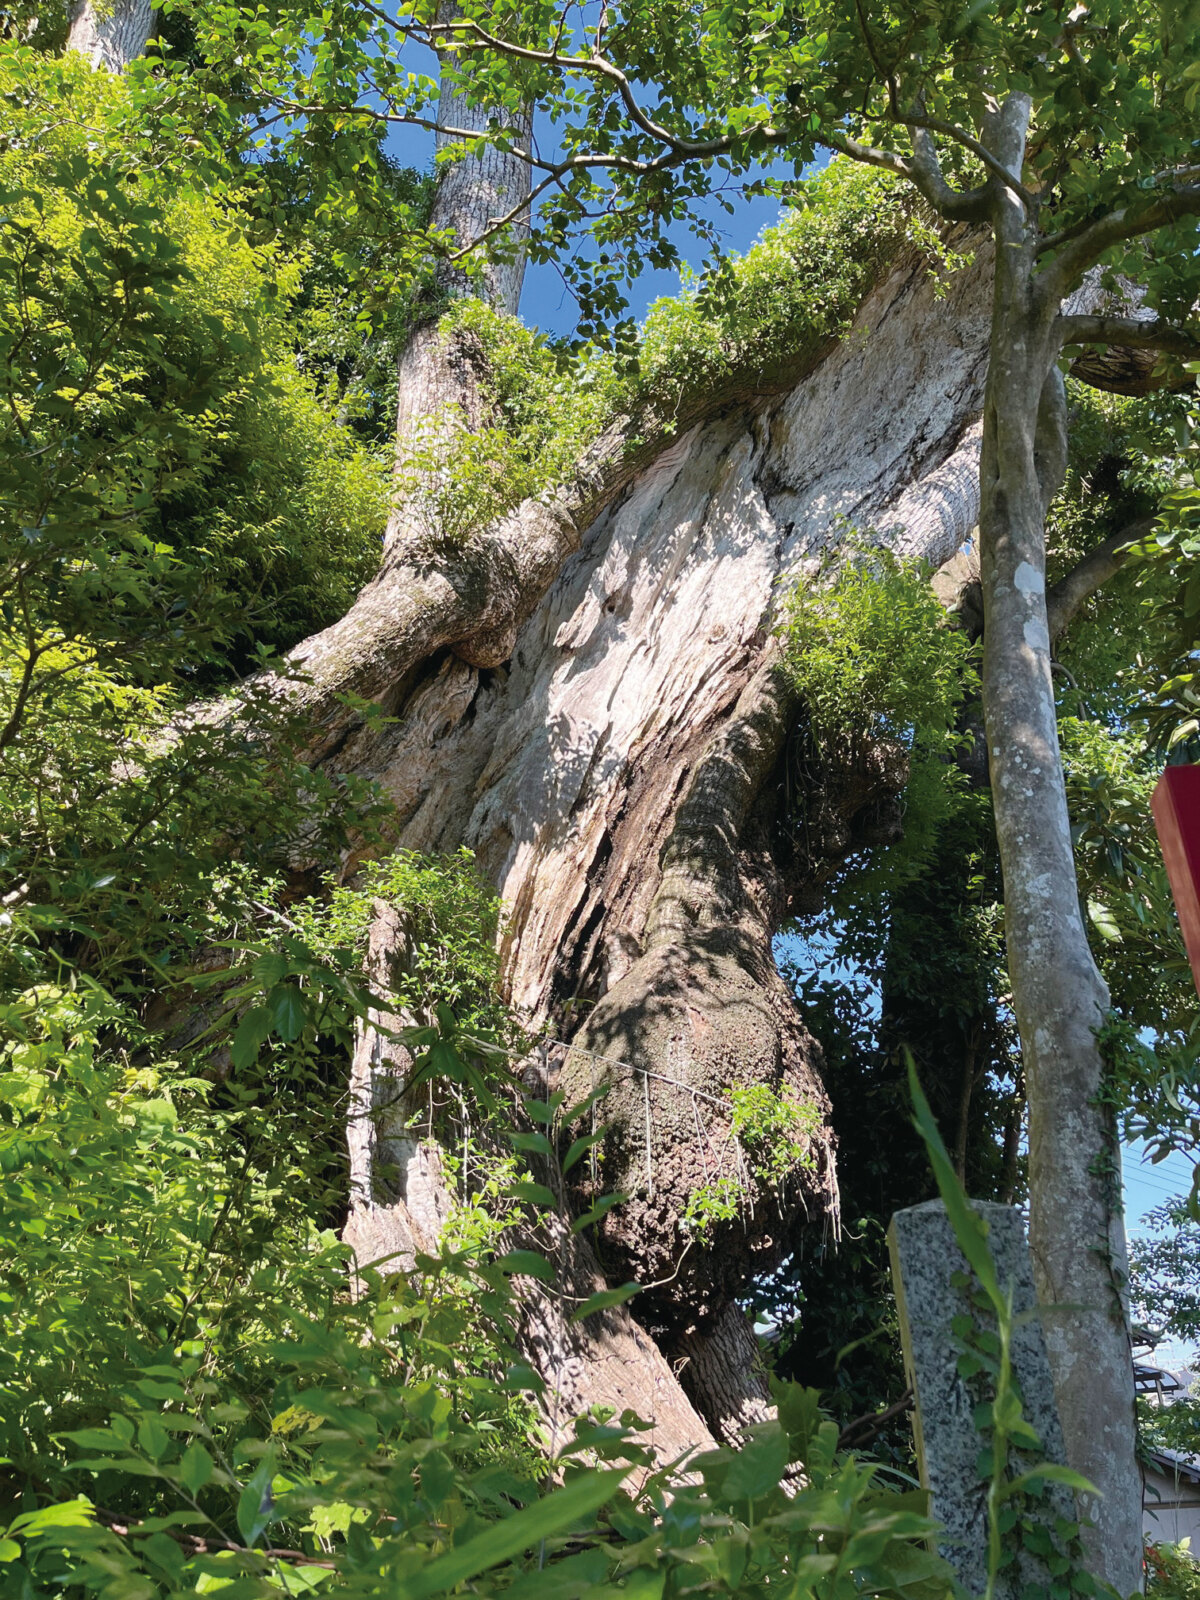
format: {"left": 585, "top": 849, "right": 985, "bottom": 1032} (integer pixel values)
{"left": 1057, "top": 312, "right": 1200, "bottom": 396}
{"left": 1039, "top": 182, "right": 1200, "bottom": 301}
{"left": 1057, "top": 313, "right": 1200, "bottom": 361}
{"left": 1046, "top": 516, "right": 1154, "bottom": 642}
{"left": 905, "top": 124, "right": 990, "bottom": 222}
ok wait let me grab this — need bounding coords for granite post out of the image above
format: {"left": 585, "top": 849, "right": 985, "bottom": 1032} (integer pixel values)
{"left": 888, "top": 1200, "right": 1074, "bottom": 1596}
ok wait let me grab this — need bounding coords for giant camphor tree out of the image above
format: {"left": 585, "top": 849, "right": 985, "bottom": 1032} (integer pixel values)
{"left": 60, "top": 0, "right": 1200, "bottom": 1589}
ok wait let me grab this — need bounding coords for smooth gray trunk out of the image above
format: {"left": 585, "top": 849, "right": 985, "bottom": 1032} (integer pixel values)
{"left": 976, "top": 96, "right": 1141, "bottom": 1593}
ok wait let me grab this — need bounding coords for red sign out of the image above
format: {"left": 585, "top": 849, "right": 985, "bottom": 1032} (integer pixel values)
{"left": 1151, "top": 764, "right": 1200, "bottom": 998}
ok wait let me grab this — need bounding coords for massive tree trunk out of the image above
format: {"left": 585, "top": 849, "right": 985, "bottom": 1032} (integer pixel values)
{"left": 66, "top": 0, "right": 153, "bottom": 69}
{"left": 975, "top": 97, "right": 1140, "bottom": 1592}
{"left": 45, "top": 0, "right": 1154, "bottom": 1548}
{"left": 320, "top": 235, "right": 995, "bottom": 1447}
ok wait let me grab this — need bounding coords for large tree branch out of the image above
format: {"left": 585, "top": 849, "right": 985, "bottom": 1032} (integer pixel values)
{"left": 1038, "top": 183, "right": 1200, "bottom": 301}
{"left": 1056, "top": 313, "right": 1200, "bottom": 396}
{"left": 905, "top": 124, "right": 990, "bottom": 222}
{"left": 1046, "top": 517, "right": 1154, "bottom": 641}
{"left": 1057, "top": 313, "right": 1200, "bottom": 360}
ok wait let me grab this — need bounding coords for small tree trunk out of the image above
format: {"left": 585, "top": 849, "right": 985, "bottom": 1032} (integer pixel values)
{"left": 977, "top": 96, "right": 1141, "bottom": 1594}
{"left": 387, "top": 1, "right": 532, "bottom": 558}
{"left": 66, "top": 0, "right": 153, "bottom": 69}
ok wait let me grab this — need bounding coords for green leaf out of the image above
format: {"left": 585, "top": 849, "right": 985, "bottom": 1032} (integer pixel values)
{"left": 252, "top": 952, "right": 291, "bottom": 989}
{"left": 397, "top": 1468, "right": 627, "bottom": 1600}
{"left": 137, "top": 1414, "right": 170, "bottom": 1462}
{"left": 236, "top": 1456, "right": 276, "bottom": 1548}
{"left": 231, "top": 1006, "right": 272, "bottom": 1070}
{"left": 508, "top": 1180, "right": 557, "bottom": 1209}
{"left": 507, "top": 1130, "right": 554, "bottom": 1158}
{"left": 562, "top": 1128, "right": 606, "bottom": 1174}
{"left": 1087, "top": 899, "right": 1122, "bottom": 942}
{"left": 8, "top": 1502, "right": 96, "bottom": 1534}
{"left": 0, "top": 1540, "right": 20, "bottom": 1562}
{"left": 1004, "top": 1463, "right": 1097, "bottom": 1501}
{"left": 267, "top": 983, "right": 308, "bottom": 1042}
{"left": 179, "top": 1442, "right": 214, "bottom": 1494}
{"left": 570, "top": 1283, "right": 640, "bottom": 1322}
{"left": 570, "top": 1192, "right": 627, "bottom": 1234}
{"left": 523, "top": 1094, "right": 562, "bottom": 1126}
{"left": 907, "top": 1055, "right": 1001, "bottom": 1306}
{"left": 492, "top": 1250, "right": 555, "bottom": 1282}
{"left": 718, "top": 1422, "right": 790, "bottom": 1501}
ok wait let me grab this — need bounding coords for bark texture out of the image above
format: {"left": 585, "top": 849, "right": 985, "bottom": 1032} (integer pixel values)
{"left": 324, "top": 243, "right": 996, "bottom": 1445}
{"left": 343, "top": 906, "right": 719, "bottom": 1466}
{"left": 66, "top": 0, "right": 153, "bottom": 69}
{"left": 975, "top": 96, "right": 1140, "bottom": 1592}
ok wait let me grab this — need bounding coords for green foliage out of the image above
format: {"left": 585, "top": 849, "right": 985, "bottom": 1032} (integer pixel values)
{"left": 777, "top": 544, "right": 978, "bottom": 910}
{"left": 1147, "top": 1538, "right": 1200, "bottom": 1600}
{"left": 683, "top": 1175, "right": 746, "bottom": 1239}
{"left": 633, "top": 162, "right": 911, "bottom": 401}
{"left": 399, "top": 163, "right": 917, "bottom": 546}
{"left": 158, "top": 0, "right": 1200, "bottom": 349}
{"left": 1057, "top": 719, "right": 1200, "bottom": 1078}
{"left": 1131, "top": 1202, "right": 1200, "bottom": 1348}
{"left": 0, "top": 47, "right": 387, "bottom": 682}
{"left": 1122, "top": 381, "right": 1200, "bottom": 760}
{"left": 396, "top": 299, "right": 614, "bottom": 549}
{"left": 779, "top": 547, "right": 975, "bottom": 756}
{"left": 730, "top": 1083, "right": 821, "bottom": 1187}
{"left": 683, "top": 1087, "right": 819, "bottom": 1237}
{"left": 293, "top": 849, "right": 508, "bottom": 1038}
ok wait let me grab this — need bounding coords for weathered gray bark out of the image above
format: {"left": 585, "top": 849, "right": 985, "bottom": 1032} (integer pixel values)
{"left": 342, "top": 905, "right": 720, "bottom": 1467}
{"left": 339, "top": 27, "right": 724, "bottom": 1463}
{"left": 319, "top": 240, "right": 996, "bottom": 1446}
{"left": 66, "top": 0, "right": 153, "bottom": 68}
{"left": 975, "top": 95, "right": 1141, "bottom": 1591}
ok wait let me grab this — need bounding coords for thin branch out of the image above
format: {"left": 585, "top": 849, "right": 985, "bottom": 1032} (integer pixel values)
{"left": 94, "top": 1509, "right": 337, "bottom": 1569}
{"left": 836, "top": 1388, "right": 915, "bottom": 1452}
{"left": 852, "top": 0, "right": 900, "bottom": 119}
{"left": 1056, "top": 312, "right": 1200, "bottom": 362}
{"left": 817, "top": 130, "right": 912, "bottom": 181}
{"left": 427, "top": 15, "right": 760, "bottom": 158}
{"left": 446, "top": 165, "right": 561, "bottom": 260}
{"left": 430, "top": 13, "right": 1025, "bottom": 215}
{"left": 904, "top": 109, "right": 1036, "bottom": 207}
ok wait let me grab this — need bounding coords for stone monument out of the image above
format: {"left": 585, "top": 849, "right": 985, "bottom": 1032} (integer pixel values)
{"left": 888, "top": 1200, "right": 1075, "bottom": 1596}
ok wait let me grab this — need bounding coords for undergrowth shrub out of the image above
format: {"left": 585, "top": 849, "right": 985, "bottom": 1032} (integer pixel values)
{"left": 778, "top": 546, "right": 974, "bottom": 757}
{"left": 0, "top": 48, "right": 388, "bottom": 673}
{"left": 1147, "top": 1538, "right": 1200, "bottom": 1599}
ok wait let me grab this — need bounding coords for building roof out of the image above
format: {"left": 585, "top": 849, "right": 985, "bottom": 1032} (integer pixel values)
{"left": 1147, "top": 1447, "right": 1200, "bottom": 1487}
{"left": 1135, "top": 1361, "right": 1186, "bottom": 1396}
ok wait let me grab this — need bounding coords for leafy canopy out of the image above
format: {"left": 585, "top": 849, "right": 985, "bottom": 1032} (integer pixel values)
{"left": 152, "top": 0, "right": 1200, "bottom": 341}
